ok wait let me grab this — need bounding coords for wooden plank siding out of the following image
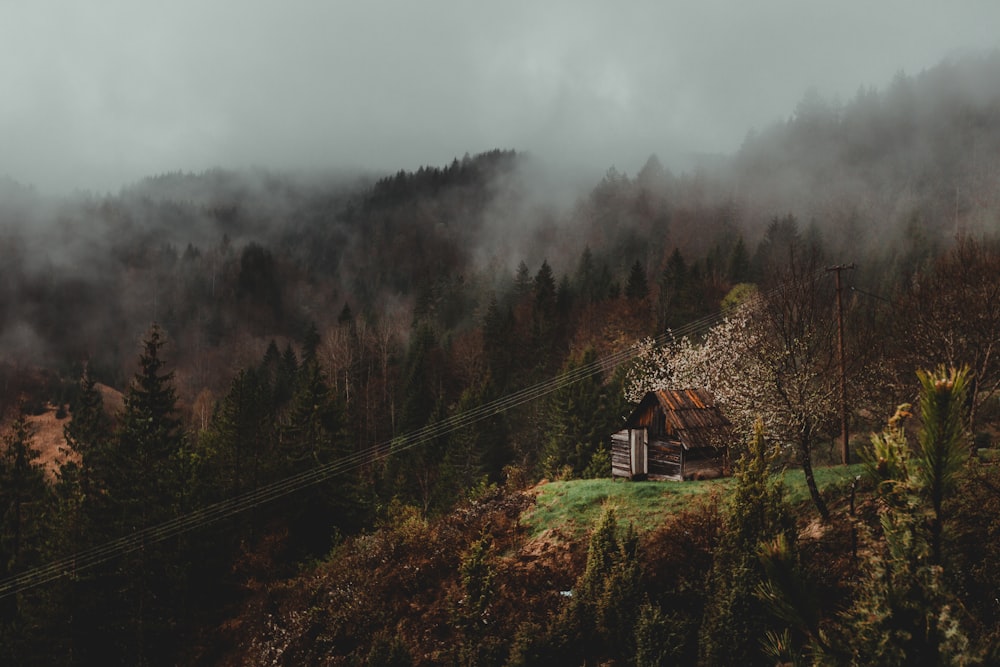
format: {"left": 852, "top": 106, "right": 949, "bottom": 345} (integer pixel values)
{"left": 611, "top": 431, "right": 631, "bottom": 478}
{"left": 647, "top": 439, "right": 683, "bottom": 481}
{"left": 614, "top": 389, "right": 732, "bottom": 481}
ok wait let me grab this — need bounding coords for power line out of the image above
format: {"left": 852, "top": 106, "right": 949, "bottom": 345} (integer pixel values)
{"left": 0, "top": 281, "right": 798, "bottom": 599}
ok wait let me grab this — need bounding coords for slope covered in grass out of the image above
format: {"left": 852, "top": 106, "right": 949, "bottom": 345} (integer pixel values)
{"left": 523, "top": 464, "right": 866, "bottom": 539}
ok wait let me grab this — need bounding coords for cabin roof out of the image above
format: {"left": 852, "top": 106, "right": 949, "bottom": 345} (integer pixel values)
{"left": 624, "top": 388, "right": 731, "bottom": 450}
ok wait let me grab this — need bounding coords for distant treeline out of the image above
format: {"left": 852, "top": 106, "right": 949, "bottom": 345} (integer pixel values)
{"left": 0, "top": 53, "right": 1000, "bottom": 664}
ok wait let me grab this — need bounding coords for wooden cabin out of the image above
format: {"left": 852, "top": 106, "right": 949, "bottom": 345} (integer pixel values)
{"left": 612, "top": 389, "right": 731, "bottom": 481}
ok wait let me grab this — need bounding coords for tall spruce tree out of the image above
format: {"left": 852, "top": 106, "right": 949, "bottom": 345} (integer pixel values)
{"left": 698, "top": 419, "right": 792, "bottom": 666}
{"left": 47, "top": 368, "right": 114, "bottom": 665}
{"left": 540, "top": 348, "right": 612, "bottom": 478}
{"left": 103, "top": 324, "right": 186, "bottom": 666}
{"left": 280, "top": 354, "right": 367, "bottom": 546}
{"left": 0, "top": 410, "right": 49, "bottom": 665}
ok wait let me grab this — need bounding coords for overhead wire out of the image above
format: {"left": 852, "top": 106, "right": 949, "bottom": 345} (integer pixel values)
{"left": 0, "top": 273, "right": 819, "bottom": 599}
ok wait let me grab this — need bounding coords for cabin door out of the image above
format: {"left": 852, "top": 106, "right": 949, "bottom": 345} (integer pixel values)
{"left": 630, "top": 429, "right": 647, "bottom": 477}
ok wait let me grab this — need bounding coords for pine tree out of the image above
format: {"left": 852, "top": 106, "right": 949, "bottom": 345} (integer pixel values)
{"left": 280, "top": 356, "right": 368, "bottom": 545}
{"left": 47, "top": 368, "right": 114, "bottom": 665}
{"left": 202, "top": 367, "right": 275, "bottom": 500}
{"left": 0, "top": 410, "right": 48, "bottom": 665}
{"left": 540, "top": 507, "right": 645, "bottom": 665}
{"left": 914, "top": 365, "right": 970, "bottom": 565}
{"left": 728, "top": 235, "right": 751, "bottom": 283}
{"left": 624, "top": 260, "right": 649, "bottom": 301}
{"left": 659, "top": 247, "right": 693, "bottom": 329}
{"left": 102, "top": 324, "right": 186, "bottom": 666}
{"left": 0, "top": 410, "right": 47, "bottom": 589}
{"left": 540, "top": 349, "right": 611, "bottom": 478}
{"left": 63, "top": 366, "right": 112, "bottom": 470}
{"left": 113, "top": 325, "right": 183, "bottom": 523}
{"left": 699, "top": 419, "right": 791, "bottom": 666}
{"left": 482, "top": 295, "right": 515, "bottom": 391}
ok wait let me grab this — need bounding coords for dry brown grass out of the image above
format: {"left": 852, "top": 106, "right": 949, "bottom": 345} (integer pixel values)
{"left": 8, "top": 382, "right": 123, "bottom": 480}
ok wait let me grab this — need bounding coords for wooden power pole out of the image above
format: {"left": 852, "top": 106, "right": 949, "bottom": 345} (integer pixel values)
{"left": 827, "top": 263, "right": 855, "bottom": 464}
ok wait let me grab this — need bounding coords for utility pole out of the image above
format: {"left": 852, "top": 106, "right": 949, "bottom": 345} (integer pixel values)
{"left": 827, "top": 263, "right": 855, "bottom": 464}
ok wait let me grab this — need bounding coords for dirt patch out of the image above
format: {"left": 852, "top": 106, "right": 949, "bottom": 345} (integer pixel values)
{"left": 25, "top": 408, "right": 75, "bottom": 479}
{"left": 5, "top": 382, "right": 123, "bottom": 480}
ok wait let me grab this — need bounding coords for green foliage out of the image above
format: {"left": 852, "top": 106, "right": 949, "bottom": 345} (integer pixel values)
{"left": 0, "top": 410, "right": 50, "bottom": 665}
{"left": 540, "top": 348, "right": 615, "bottom": 479}
{"left": 541, "top": 507, "right": 646, "bottom": 665}
{"left": 522, "top": 477, "right": 724, "bottom": 540}
{"left": 582, "top": 442, "right": 611, "bottom": 479}
{"left": 634, "top": 602, "right": 691, "bottom": 667}
{"left": 915, "top": 365, "right": 970, "bottom": 564}
{"left": 699, "top": 418, "right": 792, "bottom": 666}
{"left": 624, "top": 260, "right": 649, "bottom": 301}
{"left": 755, "top": 533, "right": 830, "bottom": 664}
{"left": 720, "top": 281, "right": 759, "bottom": 313}
{"left": 0, "top": 411, "right": 47, "bottom": 576}
{"left": 75, "top": 325, "right": 190, "bottom": 665}
{"left": 62, "top": 367, "right": 111, "bottom": 468}
{"left": 363, "top": 630, "right": 413, "bottom": 667}
{"left": 842, "top": 368, "right": 979, "bottom": 664}
{"left": 454, "top": 533, "right": 499, "bottom": 665}
{"left": 758, "top": 368, "right": 983, "bottom": 665}
{"left": 459, "top": 534, "right": 495, "bottom": 626}
{"left": 439, "top": 379, "right": 510, "bottom": 508}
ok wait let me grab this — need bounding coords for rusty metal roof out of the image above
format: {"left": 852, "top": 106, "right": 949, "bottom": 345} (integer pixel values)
{"left": 625, "top": 389, "right": 731, "bottom": 450}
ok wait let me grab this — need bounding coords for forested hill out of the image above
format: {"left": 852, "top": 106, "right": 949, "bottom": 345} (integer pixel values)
{"left": 731, "top": 52, "right": 1000, "bottom": 255}
{"left": 1, "top": 53, "right": 1000, "bottom": 665}
{"left": 1, "top": 54, "right": 999, "bottom": 401}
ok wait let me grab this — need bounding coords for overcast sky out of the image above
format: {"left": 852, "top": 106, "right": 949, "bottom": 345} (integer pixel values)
{"left": 2, "top": 1, "right": 999, "bottom": 195}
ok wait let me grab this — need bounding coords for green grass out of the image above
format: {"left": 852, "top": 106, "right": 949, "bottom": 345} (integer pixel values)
{"left": 781, "top": 463, "right": 866, "bottom": 506}
{"left": 521, "top": 464, "right": 867, "bottom": 540}
{"left": 522, "top": 476, "right": 729, "bottom": 539}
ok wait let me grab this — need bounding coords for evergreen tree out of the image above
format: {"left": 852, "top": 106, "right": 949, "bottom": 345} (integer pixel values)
{"left": 46, "top": 368, "right": 114, "bottom": 665}
{"left": 751, "top": 214, "right": 801, "bottom": 283}
{"left": 760, "top": 373, "right": 981, "bottom": 664}
{"left": 398, "top": 322, "right": 439, "bottom": 435}
{"left": 435, "top": 378, "right": 510, "bottom": 510}
{"left": 538, "top": 508, "right": 645, "bottom": 665}
{"left": 728, "top": 235, "right": 751, "bottom": 283}
{"left": 63, "top": 367, "right": 112, "bottom": 470}
{"left": 659, "top": 247, "right": 696, "bottom": 329}
{"left": 280, "top": 356, "right": 367, "bottom": 549}
{"left": 301, "top": 320, "right": 321, "bottom": 365}
{"left": 201, "top": 367, "right": 275, "bottom": 500}
{"left": 540, "top": 349, "right": 611, "bottom": 478}
{"left": 482, "top": 295, "right": 515, "bottom": 391}
{"left": 113, "top": 325, "right": 183, "bottom": 523}
{"left": 624, "top": 260, "right": 649, "bottom": 301}
{"left": 102, "top": 324, "right": 186, "bottom": 666}
{"left": 0, "top": 410, "right": 48, "bottom": 665}
{"left": 533, "top": 260, "right": 557, "bottom": 317}
{"left": 699, "top": 419, "right": 792, "bottom": 666}
{"left": 574, "top": 246, "right": 600, "bottom": 305}
{"left": 915, "top": 365, "right": 970, "bottom": 565}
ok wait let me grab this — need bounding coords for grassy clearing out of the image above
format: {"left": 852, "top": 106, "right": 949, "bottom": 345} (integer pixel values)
{"left": 781, "top": 463, "right": 866, "bottom": 506}
{"left": 522, "top": 463, "right": 868, "bottom": 539}
{"left": 522, "top": 477, "right": 729, "bottom": 539}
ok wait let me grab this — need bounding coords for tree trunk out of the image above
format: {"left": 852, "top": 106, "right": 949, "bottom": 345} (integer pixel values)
{"left": 800, "top": 438, "right": 830, "bottom": 522}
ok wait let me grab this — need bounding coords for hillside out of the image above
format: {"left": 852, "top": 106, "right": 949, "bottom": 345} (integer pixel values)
{"left": 199, "top": 464, "right": 905, "bottom": 666}
{"left": 1, "top": 54, "right": 1000, "bottom": 665}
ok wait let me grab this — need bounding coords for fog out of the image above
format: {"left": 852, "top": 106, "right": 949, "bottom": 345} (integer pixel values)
{"left": 2, "top": 1, "right": 999, "bottom": 195}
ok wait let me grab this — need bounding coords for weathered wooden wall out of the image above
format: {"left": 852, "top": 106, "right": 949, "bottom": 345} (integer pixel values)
{"left": 611, "top": 431, "right": 631, "bottom": 478}
{"left": 647, "top": 440, "right": 682, "bottom": 481}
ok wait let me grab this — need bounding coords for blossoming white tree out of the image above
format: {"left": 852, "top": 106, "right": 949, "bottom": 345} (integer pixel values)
{"left": 628, "top": 260, "right": 843, "bottom": 520}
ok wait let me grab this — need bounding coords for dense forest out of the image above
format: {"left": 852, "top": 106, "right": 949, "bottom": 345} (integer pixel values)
{"left": 1, "top": 53, "right": 1000, "bottom": 664}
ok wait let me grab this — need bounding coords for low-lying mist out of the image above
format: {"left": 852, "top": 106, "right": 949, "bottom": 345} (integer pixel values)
{"left": 0, "top": 53, "right": 998, "bottom": 406}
